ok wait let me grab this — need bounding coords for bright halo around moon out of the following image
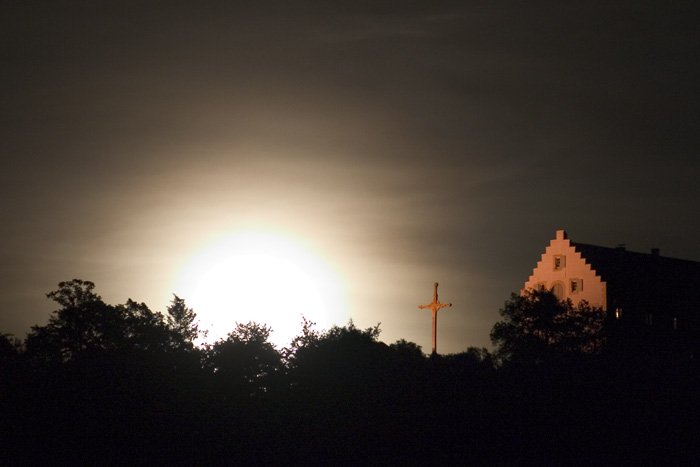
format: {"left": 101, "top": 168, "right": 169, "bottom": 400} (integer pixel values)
{"left": 175, "top": 231, "right": 345, "bottom": 349}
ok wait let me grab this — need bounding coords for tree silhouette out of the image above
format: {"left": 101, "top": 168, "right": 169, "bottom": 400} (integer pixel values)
{"left": 0, "top": 333, "right": 20, "bottom": 360}
{"left": 205, "top": 322, "right": 284, "bottom": 398}
{"left": 289, "top": 320, "right": 386, "bottom": 388}
{"left": 166, "top": 294, "right": 200, "bottom": 349}
{"left": 25, "top": 280, "right": 175, "bottom": 364}
{"left": 283, "top": 316, "right": 321, "bottom": 363}
{"left": 287, "top": 319, "right": 395, "bottom": 425}
{"left": 490, "top": 288, "right": 606, "bottom": 365}
{"left": 45, "top": 279, "right": 101, "bottom": 308}
{"left": 4, "top": 279, "right": 697, "bottom": 465}
{"left": 0, "top": 333, "right": 22, "bottom": 380}
{"left": 389, "top": 338, "right": 424, "bottom": 359}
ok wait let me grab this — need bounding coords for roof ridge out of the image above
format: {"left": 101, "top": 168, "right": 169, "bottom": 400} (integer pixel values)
{"left": 571, "top": 240, "right": 700, "bottom": 265}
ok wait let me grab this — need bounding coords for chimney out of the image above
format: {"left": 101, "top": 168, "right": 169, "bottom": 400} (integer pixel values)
{"left": 556, "top": 230, "right": 568, "bottom": 240}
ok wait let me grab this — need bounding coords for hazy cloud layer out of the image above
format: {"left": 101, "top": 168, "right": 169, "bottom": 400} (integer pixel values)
{"left": 2, "top": 1, "right": 699, "bottom": 351}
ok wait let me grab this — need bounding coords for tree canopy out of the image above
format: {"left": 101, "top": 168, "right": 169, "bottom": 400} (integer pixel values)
{"left": 25, "top": 280, "right": 188, "bottom": 364}
{"left": 166, "top": 294, "right": 200, "bottom": 348}
{"left": 490, "top": 288, "right": 606, "bottom": 365}
{"left": 1, "top": 279, "right": 695, "bottom": 465}
{"left": 205, "top": 321, "right": 284, "bottom": 398}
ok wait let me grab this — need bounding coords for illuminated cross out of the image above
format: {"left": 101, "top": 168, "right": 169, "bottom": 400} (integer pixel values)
{"left": 418, "top": 282, "right": 452, "bottom": 354}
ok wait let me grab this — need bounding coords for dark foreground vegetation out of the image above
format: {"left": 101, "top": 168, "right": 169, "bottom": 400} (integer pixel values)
{"left": 1, "top": 281, "right": 699, "bottom": 465}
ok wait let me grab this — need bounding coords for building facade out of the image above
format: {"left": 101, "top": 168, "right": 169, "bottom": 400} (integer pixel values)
{"left": 524, "top": 230, "right": 608, "bottom": 310}
{"left": 525, "top": 230, "right": 700, "bottom": 354}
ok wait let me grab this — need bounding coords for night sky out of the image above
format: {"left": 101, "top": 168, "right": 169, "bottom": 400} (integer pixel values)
{"left": 2, "top": 1, "right": 699, "bottom": 353}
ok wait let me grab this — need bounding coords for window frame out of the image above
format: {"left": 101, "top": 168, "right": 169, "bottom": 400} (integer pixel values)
{"left": 570, "top": 278, "right": 582, "bottom": 294}
{"left": 553, "top": 255, "right": 566, "bottom": 271}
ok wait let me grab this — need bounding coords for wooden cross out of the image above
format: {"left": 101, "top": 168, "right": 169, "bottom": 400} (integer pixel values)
{"left": 418, "top": 282, "right": 452, "bottom": 354}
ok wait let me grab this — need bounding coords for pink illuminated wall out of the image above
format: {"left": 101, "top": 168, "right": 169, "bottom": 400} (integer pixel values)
{"left": 524, "top": 230, "right": 607, "bottom": 310}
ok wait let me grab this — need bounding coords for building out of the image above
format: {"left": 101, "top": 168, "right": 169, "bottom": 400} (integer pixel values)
{"left": 524, "top": 230, "right": 700, "bottom": 354}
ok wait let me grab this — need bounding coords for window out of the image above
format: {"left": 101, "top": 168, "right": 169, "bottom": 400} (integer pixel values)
{"left": 570, "top": 279, "right": 583, "bottom": 293}
{"left": 615, "top": 308, "right": 622, "bottom": 319}
{"left": 551, "top": 282, "right": 564, "bottom": 300}
{"left": 673, "top": 317, "right": 678, "bottom": 330}
{"left": 553, "top": 255, "right": 565, "bottom": 270}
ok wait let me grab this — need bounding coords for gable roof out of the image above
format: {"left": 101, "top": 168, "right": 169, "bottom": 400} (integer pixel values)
{"left": 571, "top": 242, "right": 700, "bottom": 283}
{"left": 570, "top": 241, "right": 700, "bottom": 313}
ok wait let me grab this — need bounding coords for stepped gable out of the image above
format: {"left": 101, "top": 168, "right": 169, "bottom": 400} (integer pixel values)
{"left": 524, "top": 230, "right": 607, "bottom": 309}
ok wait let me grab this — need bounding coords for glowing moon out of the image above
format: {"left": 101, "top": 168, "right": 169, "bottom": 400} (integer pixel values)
{"left": 175, "top": 231, "right": 344, "bottom": 348}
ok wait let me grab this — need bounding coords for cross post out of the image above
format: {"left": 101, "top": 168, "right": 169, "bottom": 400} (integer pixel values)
{"left": 418, "top": 282, "right": 452, "bottom": 354}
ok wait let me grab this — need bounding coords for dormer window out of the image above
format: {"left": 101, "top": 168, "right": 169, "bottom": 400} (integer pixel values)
{"left": 553, "top": 255, "right": 565, "bottom": 270}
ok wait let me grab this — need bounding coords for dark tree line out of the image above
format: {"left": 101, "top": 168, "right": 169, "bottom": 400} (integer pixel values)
{"left": 1, "top": 280, "right": 698, "bottom": 465}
